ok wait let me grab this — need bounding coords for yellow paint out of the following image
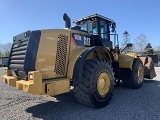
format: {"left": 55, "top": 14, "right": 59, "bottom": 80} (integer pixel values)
{"left": 16, "top": 71, "right": 42, "bottom": 95}
{"left": 5, "top": 68, "right": 12, "bottom": 76}
{"left": 67, "top": 47, "right": 113, "bottom": 79}
{"left": 35, "top": 29, "right": 71, "bottom": 79}
{"left": 2, "top": 75, "right": 18, "bottom": 87}
{"left": 2, "top": 68, "right": 17, "bottom": 87}
{"left": 67, "top": 47, "right": 88, "bottom": 79}
{"left": 42, "top": 78, "right": 70, "bottom": 96}
{"left": 125, "top": 53, "right": 137, "bottom": 58}
{"left": 118, "top": 53, "right": 136, "bottom": 69}
{"left": 97, "top": 72, "right": 111, "bottom": 96}
{"left": 138, "top": 65, "right": 143, "bottom": 81}
{"left": 3, "top": 70, "right": 70, "bottom": 96}
{"left": 95, "top": 48, "right": 113, "bottom": 62}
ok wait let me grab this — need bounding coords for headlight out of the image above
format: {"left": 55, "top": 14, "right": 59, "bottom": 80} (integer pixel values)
{"left": 29, "top": 74, "right": 33, "bottom": 80}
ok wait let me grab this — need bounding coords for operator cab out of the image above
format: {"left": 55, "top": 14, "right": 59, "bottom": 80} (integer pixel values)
{"left": 72, "top": 14, "right": 116, "bottom": 48}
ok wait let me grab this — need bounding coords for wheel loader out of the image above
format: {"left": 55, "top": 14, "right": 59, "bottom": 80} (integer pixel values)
{"left": 2, "top": 13, "right": 156, "bottom": 108}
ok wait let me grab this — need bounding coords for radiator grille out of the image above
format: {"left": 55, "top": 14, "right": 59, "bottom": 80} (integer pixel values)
{"left": 54, "top": 34, "right": 68, "bottom": 75}
{"left": 9, "top": 40, "right": 28, "bottom": 70}
{"left": 8, "top": 30, "right": 41, "bottom": 79}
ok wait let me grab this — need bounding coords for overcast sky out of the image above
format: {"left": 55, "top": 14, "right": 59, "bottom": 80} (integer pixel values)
{"left": 0, "top": 0, "right": 159, "bottom": 47}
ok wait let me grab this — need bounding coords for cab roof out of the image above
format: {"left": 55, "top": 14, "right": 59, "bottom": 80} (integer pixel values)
{"left": 74, "top": 14, "right": 114, "bottom": 24}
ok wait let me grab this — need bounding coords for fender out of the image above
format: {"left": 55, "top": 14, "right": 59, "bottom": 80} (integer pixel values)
{"left": 119, "top": 53, "right": 137, "bottom": 69}
{"left": 67, "top": 47, "right": 88, "bottom": 79}
{"left": 67, "top": 46, "right": 114, "bottom": 85}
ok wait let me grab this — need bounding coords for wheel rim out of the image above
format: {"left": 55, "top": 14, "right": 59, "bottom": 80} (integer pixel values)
{"left": 97, "top": 72, "right": 111, "bottom": 96}
{"left": 138, "top": 65, "right": 143, "bottom": 81}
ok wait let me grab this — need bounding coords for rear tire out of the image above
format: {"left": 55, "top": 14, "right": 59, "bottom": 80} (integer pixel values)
{"left": 122, "top": 58, "right": 144, "bottom": 89}
{"left": 73, "top": 59, "right": 115, "bottom": 108}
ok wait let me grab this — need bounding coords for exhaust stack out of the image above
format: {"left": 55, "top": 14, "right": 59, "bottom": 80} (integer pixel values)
{"left": 63, "top": 13, "right": 71, "bottom": 29}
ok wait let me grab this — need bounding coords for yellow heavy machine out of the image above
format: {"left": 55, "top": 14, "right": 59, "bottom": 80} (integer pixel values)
{"left": 2, "top": 13, "right": 156, "bottom": 108}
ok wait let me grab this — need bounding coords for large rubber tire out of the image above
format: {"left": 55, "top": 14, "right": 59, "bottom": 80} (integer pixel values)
{"left": 122, "top": 58, "right": 144, "bottom": 89}
{"left": 73, "top": 59, "right": 115, "bottom": 108}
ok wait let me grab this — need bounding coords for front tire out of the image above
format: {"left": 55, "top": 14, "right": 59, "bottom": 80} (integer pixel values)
{"left": 73, "top": 59, "right": 115, "bottom": 108}
{"left": 122, "top": 58, "right": 144, "bottom": 89}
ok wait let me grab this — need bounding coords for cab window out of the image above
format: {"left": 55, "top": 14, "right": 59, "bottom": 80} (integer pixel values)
{"left": 100, "top": 21, "right": 109, "bottom": 40}
{"left": 88, "top": 22, "right": 93, "bottom": 33}
{"left": 80, "top": 22, "right": 87, "bottom": 31}
{"left": 92, "top": 22, "right": 98, "bottom": 35}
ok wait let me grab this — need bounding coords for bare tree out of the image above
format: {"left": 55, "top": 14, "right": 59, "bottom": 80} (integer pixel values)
{"left": 1, "top": 42, "right": 12, "bottom": 57}
{"left": 134, "top": 33, "right": 148, "bottom": 54}
{"left": 155, "top": 45, "right": 160, "bottom": 51}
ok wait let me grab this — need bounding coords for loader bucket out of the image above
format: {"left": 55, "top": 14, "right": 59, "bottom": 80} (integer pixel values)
{"left": 139, "top": 56, "right": 156, "bottom": 79}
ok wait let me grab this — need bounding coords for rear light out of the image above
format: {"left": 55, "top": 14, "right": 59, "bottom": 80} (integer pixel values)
{"left": 29, "top": 74, "right": 33, "bottom": 80}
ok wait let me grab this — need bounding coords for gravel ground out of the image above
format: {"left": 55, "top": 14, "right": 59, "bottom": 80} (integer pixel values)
{"left": 0, "top": 67, "right": 160, "bottom": 120}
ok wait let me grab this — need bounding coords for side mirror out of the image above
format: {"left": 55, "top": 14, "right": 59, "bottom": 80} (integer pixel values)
{"left": 111, "top": 22, "right": 116, "bottom": 32}
{"left": 121, "top": 43, "right": 133, "bottom": 53}
{"left": 127, "top": 43, "right": 133, "bottom": 47}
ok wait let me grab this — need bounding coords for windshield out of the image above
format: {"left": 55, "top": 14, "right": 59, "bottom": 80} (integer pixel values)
{"left": 92, "top": 22, "right": 98, "bottom": 35}
{"left": 79, "top": 21, "right": 98, "bottom": 34}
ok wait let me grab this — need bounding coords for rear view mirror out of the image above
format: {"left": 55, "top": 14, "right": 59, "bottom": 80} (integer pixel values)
{"left": 127, "top": 43, "right": 133, "bottom": 47}
{"left": 111, "top": 22, "right": 116, "bottom": 32}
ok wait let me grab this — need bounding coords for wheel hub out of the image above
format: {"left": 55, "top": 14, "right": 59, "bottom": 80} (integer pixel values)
{"left": 138, "top": 65, "right": 143, "bottom": 81}
{"left": 97, "top": 72, "right": 111, "bottom": 96}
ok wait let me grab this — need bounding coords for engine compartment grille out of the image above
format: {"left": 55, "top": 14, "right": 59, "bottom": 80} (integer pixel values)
{"left": 54, "top": 34, "right": 68, "bottom": 75}
{"left": 8, "top": 31, "right": 31, "bottom": 79}
{"left": 9, "top": 40, "right": 28, "bottom": 69}
{"left": 8, "top": 30, "right": 41, "bottom": 79}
